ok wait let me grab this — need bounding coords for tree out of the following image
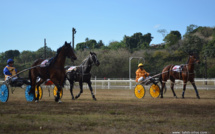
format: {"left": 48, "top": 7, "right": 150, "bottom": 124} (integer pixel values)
{"left": 108, "top": 41, "right": 125, "bottom": 50}
{"left": 180, "top": 35, "right": 204, "bottom": 54}
{"left": 36, "top": 46, "right": 55, "bottom": 58}
{"left": 76, "top": 42, "right": 87, "bottom": 51}
{"left": 4, "top": 50, "right": 20, "bottom": 60}
{"left": 163, "top": 31, "right": 181, "bottom": 48}
{"left": 203, "top": 38, "right": 215, "bottom": 57}
{"left": 76, "top": 39, "right": 104, "bottom": 50}
{"left": 124, "top": 32, "right": 153, "bottom": 51}
{"left": 185, "top": 24, "right": 198, "bottom": 36}
{"left": 157, "top": 29, "right": 167, "bottom": 38}
{"left": 20, "top": 50, "right": 35, "bottom": 63}
{"left": 97, "top": 40, "right": 105, "bottom": 49}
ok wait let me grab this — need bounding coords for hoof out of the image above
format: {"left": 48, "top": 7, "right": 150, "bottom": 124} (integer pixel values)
{"left": 174, "top": 96, "right": 178, "bottom": 99}
{"left": 93, "top": 97, "right": 97, "bottom": 101}
{"left": 72, "top": 97, "right": 75, "bottom": 100}
{"left": 75, "top": 95, "right": 79, "bottom": 99}
{"left": 58, "top": 99, "right": 62, "bottom": 103}
{"left": 55, "top": 97, "right": 59, "bottom": 102}
{"left": 197, "top": 96, "right": 200, "bottom": 99}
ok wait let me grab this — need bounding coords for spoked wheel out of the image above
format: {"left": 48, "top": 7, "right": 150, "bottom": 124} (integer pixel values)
{"left": 149, "top": 84, "right": 160, "bottom": 98}
{"left": 0, "top": 84, "right": 9, "bottom": 102}
{"left": 25, "top": 85, "right": 43, "bottom": 102}
{"left": 25, "top": 85, "right": 34, "bottom": 102}
{"left": 53, "top": 86, "right": 63, "bottom": 99}
{"left": 35, "top": 86, "right": 43, "bottom": 100}
{"left": 134, "top": 84, "right": 146, "bottom": 99}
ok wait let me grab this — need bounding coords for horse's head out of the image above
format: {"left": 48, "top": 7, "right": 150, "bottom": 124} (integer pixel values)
{"left": 63, "top": 41, "right": 77, "bottom": 62}
{"left": 189, "top": 52, "right": 200, "bottom": 65}
{"left": 90, "top": 52, "right": 100, "bottom": 66}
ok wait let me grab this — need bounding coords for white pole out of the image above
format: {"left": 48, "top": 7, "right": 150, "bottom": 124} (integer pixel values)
{"left": 129, "top": 78, "right": 132, "bottom": 89}
{"left": 108, "top": 78, "right": 110, "bottom": 89}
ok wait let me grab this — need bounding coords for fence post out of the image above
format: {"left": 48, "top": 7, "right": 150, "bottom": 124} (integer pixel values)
{"left": 129, "top": 79, "right": 132, "bottom": 89}
{"left": 108, "top": 78, "right": 110, "bottom": 89}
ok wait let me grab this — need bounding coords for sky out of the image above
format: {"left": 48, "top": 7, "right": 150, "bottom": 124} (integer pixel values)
{"left": 1, "top": 0, "right": 215, "bottom": 53}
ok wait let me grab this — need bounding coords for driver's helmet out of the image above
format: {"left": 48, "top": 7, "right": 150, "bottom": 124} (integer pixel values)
{"left": 7, "top": 59, "right": 14, "bottom": 64}
{"left": 138, "top": 63, "right": 144, "bottom": 67}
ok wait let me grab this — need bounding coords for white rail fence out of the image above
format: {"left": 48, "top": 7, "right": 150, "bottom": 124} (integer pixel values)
{"left": 90, "top": 78, "right": 215, "bottom": 90}
{"left": 1, "top": 78, "right": 215, "bottom": 90}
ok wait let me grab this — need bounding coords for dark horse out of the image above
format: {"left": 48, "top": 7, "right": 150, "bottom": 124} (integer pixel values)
{"left": 29, "top": 42, "right": 77, "bottom": 102}
{"left": 66, "top": 52, "right": 100, "bottom": 101}
{"left": 160, "top": 53, "right": 200, "bottom": 99}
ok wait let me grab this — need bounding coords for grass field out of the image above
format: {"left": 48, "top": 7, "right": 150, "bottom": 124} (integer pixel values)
{"left": 0, "top": 87, "right": 215, "bottom": 134}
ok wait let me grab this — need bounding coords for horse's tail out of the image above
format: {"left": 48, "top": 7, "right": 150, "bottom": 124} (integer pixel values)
{"left": 159, "top": 74, "right": 162, "bottom": 85}
{"left": 160, "top": 70, "right": 169, "bottom": 94}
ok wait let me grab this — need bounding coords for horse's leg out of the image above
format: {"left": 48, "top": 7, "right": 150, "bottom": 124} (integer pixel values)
{"left": 88, "top": 81, "right": 96, "bottom": 101}
{"left": 170, "top": 77, "right": 177, "bottom": 98}
{"left": 182, "top": 81, "right": 187, "bottom": 99}
{"left": 191, "top": 81, "right": 200, "bottom": 99}
{"left": 160, "top": 82, "right": 166, "bottom": 98}
{"left": 66, "top": 73, "right": 75, "bottom": 100}
{"left": 159, "top": 74, "right": 167, "bottom": 98}
{"left": 30, "top": 80, "right": 36, "bottom": 100}
{"left": 75, "top": 81, "right": 83, "bottom": 99}
{"left": 29, "top": 72, "right": 37, "bottom": 101}
{"left": 70, "top": 81, "right": 75, "bottom": 100}
{"left": 55, "top": 84, "right": 62, "bottom": 102}
{"left": 35, "top": 79, "right": 45, "bottom": 102}
{"left": 51, "top": 78, "right": 62, "bottom": 103}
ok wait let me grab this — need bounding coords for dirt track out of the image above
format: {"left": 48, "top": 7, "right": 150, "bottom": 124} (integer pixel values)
{"left": 0, "top": 87, "right": 215, "bottom": 134}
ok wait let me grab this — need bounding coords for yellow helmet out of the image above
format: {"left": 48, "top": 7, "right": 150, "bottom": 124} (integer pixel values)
{"left": 138, "top": 63, "right": 144, "bottom": 67}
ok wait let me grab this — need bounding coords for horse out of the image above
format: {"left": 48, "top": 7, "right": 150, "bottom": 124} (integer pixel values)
{"left": 66, "top": 52, "right": 100, "bottom": 101}
{"left": 159, "top": 53, "right": 200, "bottom": 99}
{"left": 29, "top": 41, "right": 77, "bottom": 103}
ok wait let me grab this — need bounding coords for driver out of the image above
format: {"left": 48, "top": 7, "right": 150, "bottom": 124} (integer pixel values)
{"left": 3, "top": 59, "right": 30, "bottom": 86}
{"left": 135, "top": 63, "right": 150, "bottom": 82}
{"left": 3, "top": 59, "right": 17, "bottom": 81}
{"left": 135, "top": 63, "right": 156, "bottom": 84}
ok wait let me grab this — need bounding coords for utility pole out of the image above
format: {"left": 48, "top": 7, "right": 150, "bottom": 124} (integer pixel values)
{"left": 72, "top": 28, "right": 76, "bottom": 49}
{"left": 44, "top": 38, "right": 47, "bottom": 59}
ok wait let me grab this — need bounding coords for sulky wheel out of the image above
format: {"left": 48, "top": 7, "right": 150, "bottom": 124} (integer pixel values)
{"left": 0, "top": 84, "right": 9, "bottom": 102}
{"left": 35, "top": 86, "right": 43, "bottom": 100}
{"left": 149, "top": 84, "right": 160, "bottom": 98}
{"left": 53, "top": 86, "right": 63, "bottom": 99}
{"left": 134, "top": 84, "right": 146, "bottom": 99}
{"left": 25, "top": 85, "right": 43, "bottom": 102}
{"left": 25, "top": 85, "right": 34, "bottom": 102}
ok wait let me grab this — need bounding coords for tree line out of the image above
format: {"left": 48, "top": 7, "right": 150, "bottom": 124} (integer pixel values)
{"left": 0, "top": 24, "right": 215, "bottom": 79}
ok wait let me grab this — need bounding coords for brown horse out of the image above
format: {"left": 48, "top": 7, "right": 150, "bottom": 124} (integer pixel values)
{"left": 29, "top": 41, "right": 77, "bottom": 102}
{"left": 160, "top": 53, "right": 200, "bottom": 99}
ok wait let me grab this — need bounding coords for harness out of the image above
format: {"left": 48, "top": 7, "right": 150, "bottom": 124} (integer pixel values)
{"left": 168, "top": 62, "right": 196, "bottom": 85}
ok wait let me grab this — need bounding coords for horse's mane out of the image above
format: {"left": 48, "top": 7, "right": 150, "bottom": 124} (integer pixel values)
{"left": 80, "top": 56, "right": 89, "bottom": 66}
{"left": 50, "top": 45, "right": 63, "bottom": 66}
